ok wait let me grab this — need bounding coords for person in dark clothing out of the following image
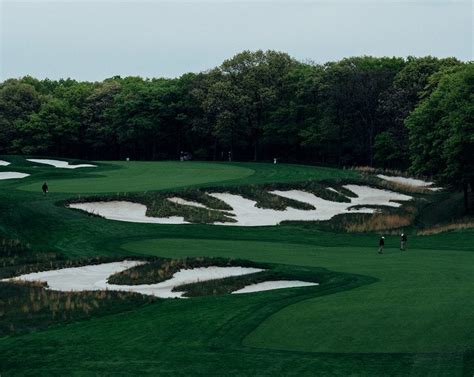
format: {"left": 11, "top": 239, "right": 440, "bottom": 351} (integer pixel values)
{"left": 400, "top": 233, "right": 408, "bottom": 251}
{"left": 378, "top": 236, "right": 385, "bottom": 254}
{"left": 42, "top": 182, "right": 48, "bottom": 195}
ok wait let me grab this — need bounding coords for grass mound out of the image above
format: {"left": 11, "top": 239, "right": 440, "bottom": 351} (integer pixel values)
{"left": 174, "top": 264, "right": 325, "bottom": 297}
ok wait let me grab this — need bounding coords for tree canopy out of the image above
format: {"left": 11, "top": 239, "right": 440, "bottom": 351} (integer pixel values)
{"left": 0, "top": 51, "right": 471, "bottom": 193}
{"left": 406, "top": 63, "right": 473, "bottom": 211}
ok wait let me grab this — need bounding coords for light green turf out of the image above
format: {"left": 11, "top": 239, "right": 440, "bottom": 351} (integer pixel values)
{"left": 122, "top": 237, "right": 474, "bottom": 354}
{"left": 15, "top": 158, "right": 359, "bottom": 194}
{"left": 18, "top": 161, "right": 255, "bottom": 193}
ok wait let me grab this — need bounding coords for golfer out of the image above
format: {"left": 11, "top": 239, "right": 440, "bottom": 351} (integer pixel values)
{"left": 400, "top": 233, "right": 407, "bottom": 251}
{"left": 42, "top": 182, "right": 48, "bottom": 195}
{"left": 378, "top": 236, "right": 385, "bottom": 254}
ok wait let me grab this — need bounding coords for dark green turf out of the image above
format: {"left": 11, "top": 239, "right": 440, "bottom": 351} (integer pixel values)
{"left": 0, "top": 156, "right": 473, "bottom": 376}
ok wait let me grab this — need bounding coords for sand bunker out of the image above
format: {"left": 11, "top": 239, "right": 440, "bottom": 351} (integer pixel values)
{"left": 69, "top": 201, "right": 189, "bottom": 224}
{"left": 3, "top": 262, "right": 264, "bottom": 299}
{"left": 2, "top": 260, "right": 144, "bottom": 291}
{"left": 27, "top": 159, "right": 96, "bottom": 169}
{"left": 0, "top": 160, "right": 11, "bottom": 166}
{"left": 377, "top": 174, "right": 440, "bottom": 191}
{"left": 232, "top": 280, "right": 318, "bottom": 294}
{"left": 209, "top": 185, "right": 411, "bottom": 226}
{"left": 0, "top": 172, "right": 30, "bottom": 180}
{"left": 70, "top": 185, "right": 412, "bottom": 226}
{"left": 167, "top": 197, "right": 209, "bottom": 209}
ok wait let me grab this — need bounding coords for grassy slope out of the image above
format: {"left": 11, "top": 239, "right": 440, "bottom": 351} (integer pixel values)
{"left": 1, "top": 156, "right": 473, "bottom": 376}
{"left": 124, "top": 237, "right": 474, "bottom": 354}
{"left": 16, "top": 159, "right": 358, "bottom": 194}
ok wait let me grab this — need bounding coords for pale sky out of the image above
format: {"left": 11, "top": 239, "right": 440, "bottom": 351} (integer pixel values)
{"left": 0, "top": 0, "right": 472, "bottom": 81}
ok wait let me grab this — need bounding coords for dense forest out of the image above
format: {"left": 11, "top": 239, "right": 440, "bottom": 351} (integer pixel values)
{"left": 0, "top": 51, "right": 472, "bottom": 200}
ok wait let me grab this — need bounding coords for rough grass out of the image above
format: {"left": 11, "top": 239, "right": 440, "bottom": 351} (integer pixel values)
{"left": 108, "top": 257, "right": 267, "bottom": 285}
{"left": 145, "top": 195, "right": 235, "bottom": 224}
{"left": 311, "top": 204, "right": 418, "bottom": 233}
{"left": 417, "top": 221, "right": 474, "bottom": 235}
{"left": 0, "top": 236, "right": 156, "bottom": 337}
{"left": 67, "top": 176, "right": 427, "bottom": 229}
{"left": 0, "top": 281, "right": 155, "bottom": 336}
{"left": 214, "top": 185, "right": 315, "bottom": 210}
{"left": 353, "top": 166, "right": 439, "bottom": 194}
{"left": 67, "top": 192, "right": 237, "bottom": 224}
{"left": 175, "top": 265, "right": 323, "bottom": 297}
{"left": 0, "top": 253, "right": 129, "bottom": 280}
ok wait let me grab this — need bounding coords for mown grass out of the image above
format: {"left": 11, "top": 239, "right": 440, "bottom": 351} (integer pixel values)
{"left": 122, "top": 236, "right": 474, "bottom": 355}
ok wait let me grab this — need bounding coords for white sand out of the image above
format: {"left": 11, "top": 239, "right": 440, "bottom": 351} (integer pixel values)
{"left": 376, "top": 174, "right": 441, "bottom": 191}
{"left": 108, "top": 266, "right": 264, "bottom": 298}
{"left": 0, "top": 172, "right": 30, "bottom": 180}
{"left": 2, "top": 261, "right": 145, "bottom": 291}
{"left": 0, "top": 160, "right": 11, "bottom": 166}
{"left": 27, "top": 159, "right": 96, "bottom": 169}
{"left": 209, "top": 185, "right": 411, "bottom": 226}
{"left": 167, "top": 197, "right": 209, "bottom": 209}
{"left": 4, "top": 262, "right": 264, "bottom": 299}
{"left": 69, "top": 185, "right": 412, "bottom": 227}
{"left": 342, "top": 184, "right": 412, "bottom": 207}
{"left": 232, "top": 280, "right": 318, "bottom": 294}
{"left": 68, "top": 201, "right": 189, "bottom": 224}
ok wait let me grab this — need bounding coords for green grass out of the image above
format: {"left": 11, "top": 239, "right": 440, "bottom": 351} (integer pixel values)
{"left": 15, "top": 158, "right": 359, "bottom": 194}
{"left": 0, "top": 156, "right": 473, "bottom": 376}
{"left": 18, "top": 160, "right": 255, "bottom": 193}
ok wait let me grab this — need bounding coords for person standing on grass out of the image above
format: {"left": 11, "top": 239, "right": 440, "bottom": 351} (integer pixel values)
{"left": 378, "top": 236, "right": 385, "bottom": 254}
{"left": 42, "top": 182, "right": 48, "bottom": 195}
{"left": 400, "top": 233, "right": 408, "bottom": 251}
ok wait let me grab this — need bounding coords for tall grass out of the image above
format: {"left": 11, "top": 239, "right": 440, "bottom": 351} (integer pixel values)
{"left": 417, "top": 221, "right": 474, "bottom": 235}
{"left": 345, "top": 213, "right": 415, "bottom": 233}
{"left": 108, "top": 257, "right": 267, "bottom": 285}
{"left": 0, "top": 281, "right": 155, "bottom": 336}
{"left": 352, "top": 166, "right": 437, "bottom": 194}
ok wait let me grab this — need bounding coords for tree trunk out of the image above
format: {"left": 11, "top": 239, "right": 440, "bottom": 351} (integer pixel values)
{"left": 253, "top": 138, "right": 258, "bottom": 161}
{"left": 463, "top": 182, "right": 469, "bottom": 214}
{"left": 152, "top": 139, "right": 157, "bottom": 160}
{"left": 212, "top": 137, "right": 218, "bottom": 161}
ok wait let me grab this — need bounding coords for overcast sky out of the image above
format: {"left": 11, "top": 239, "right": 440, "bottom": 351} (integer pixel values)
{"left": 0, "top": 0, "right": 472, "bottom": 81}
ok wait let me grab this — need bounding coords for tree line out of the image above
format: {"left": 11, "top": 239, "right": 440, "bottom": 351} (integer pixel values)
{"left": 0, "top": 51, "right": 472, "bottom": 208}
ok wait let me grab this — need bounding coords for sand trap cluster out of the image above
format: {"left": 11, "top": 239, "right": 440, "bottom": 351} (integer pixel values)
{"left": 377, "top": 174, "right": 440, "bottom": 191}
{"left": 69, "top": 201, "right": 189, "bottom": 224}
{"left": 3, "top": 261, "right": 269, "bottom": 298}
{"left": 0, "top": 160, "right": 11, "bottom": 166}
{"left": 0, "top": 172, "right": 30, "bottom": 180}
{"left": 69, "top": 185, "right": 412, "bottom": 226}
{"left": 232, "top": 280, "right": 318, "bottom": 294}
{"left": 209, "top": 185, "right": 412, "bottom": 226}
{"left": 27, "top": 159, "right": 96, "bottom": 169}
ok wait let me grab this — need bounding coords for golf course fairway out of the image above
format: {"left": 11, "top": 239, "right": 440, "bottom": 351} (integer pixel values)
{"left": 1, "top": 157, "right": 473, "bottom": 376}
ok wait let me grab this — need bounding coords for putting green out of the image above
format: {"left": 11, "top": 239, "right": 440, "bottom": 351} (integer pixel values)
{"left": 122, "top": 236, "right": 474, "bottom": 354}
{"left": 19, "top": 161, "right": 255, "bottom": 193}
